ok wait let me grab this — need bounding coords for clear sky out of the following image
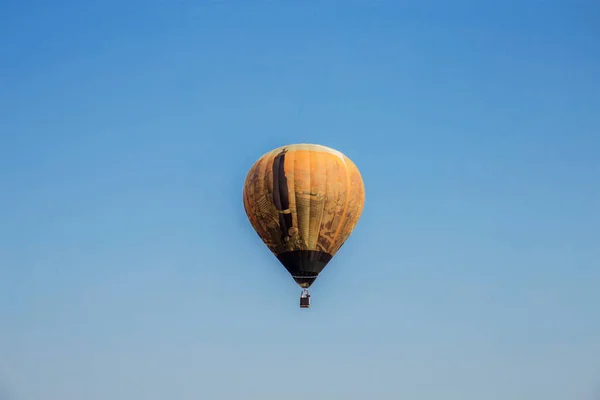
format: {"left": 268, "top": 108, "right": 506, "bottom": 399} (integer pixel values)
{"left": 1, "top": 1, "right": 599, "bottom": 399}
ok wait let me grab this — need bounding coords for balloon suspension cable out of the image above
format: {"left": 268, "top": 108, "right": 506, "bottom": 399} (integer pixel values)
{"left": 300, "top": 288, "right": 311, "bottom": 309}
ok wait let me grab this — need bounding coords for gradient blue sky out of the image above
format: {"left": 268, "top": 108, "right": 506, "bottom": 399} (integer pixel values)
{"left": 1, "top": 1, "right": 599, "bottom": 399}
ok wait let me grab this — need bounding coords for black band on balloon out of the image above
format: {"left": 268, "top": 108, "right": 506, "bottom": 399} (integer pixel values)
{"left": 276, "top": 250, "right": 333, "bottom": 288}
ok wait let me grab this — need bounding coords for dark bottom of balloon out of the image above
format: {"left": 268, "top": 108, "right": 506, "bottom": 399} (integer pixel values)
{"left": 276, "top": 250, "right": 333, "bottom": 288}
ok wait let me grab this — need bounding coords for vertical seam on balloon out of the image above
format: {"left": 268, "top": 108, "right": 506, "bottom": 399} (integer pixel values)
{"left": 336, "top": 162, "right": 361, "bottom": 252}
{"left": 252, "top": 153, "right": 275, "bottom": 252}
{"left": 331, "top": 155, "right": 351, "bottom": 255}
{"left": 324, "top": 153, "right": 334, "bottom": 254}
{"left": 305, "top": 149, "right": 312, "bottom": 251}
{"left": 307, "top": 149, "right": 316, "bottom": 249}
{"left": 273, "top": 148, "right": 292, "bottom": 247}
{"left": 314, "top": 151, "right": 327, "bottom": 252}
{"left": 296, "top": 151, "right": 309, "bottom": 251}
{"left": 289, "top": 148, "right": 297, "bottom": 252}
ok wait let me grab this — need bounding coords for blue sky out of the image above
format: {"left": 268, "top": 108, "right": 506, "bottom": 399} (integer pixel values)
{"left": 1, "top": 1, "right": 599, "bottom": 399}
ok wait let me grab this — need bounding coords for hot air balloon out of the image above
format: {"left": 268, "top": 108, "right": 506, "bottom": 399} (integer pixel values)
{"left": 243, "top": 143, "right": 365, "bottom": 308}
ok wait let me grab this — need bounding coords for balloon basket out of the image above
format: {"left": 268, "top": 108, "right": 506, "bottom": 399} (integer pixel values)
{"left": 300, "top": 289, "right": 310, "bottom": 309}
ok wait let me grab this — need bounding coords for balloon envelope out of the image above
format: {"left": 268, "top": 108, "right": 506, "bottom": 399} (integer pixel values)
{"left": 243, "top": 143, "right": 365, "bottom": 288}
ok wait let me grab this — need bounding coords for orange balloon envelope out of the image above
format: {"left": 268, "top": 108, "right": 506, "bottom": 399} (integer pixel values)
{"left": 243, "top": 144, "right": 365, "bottom": 298}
